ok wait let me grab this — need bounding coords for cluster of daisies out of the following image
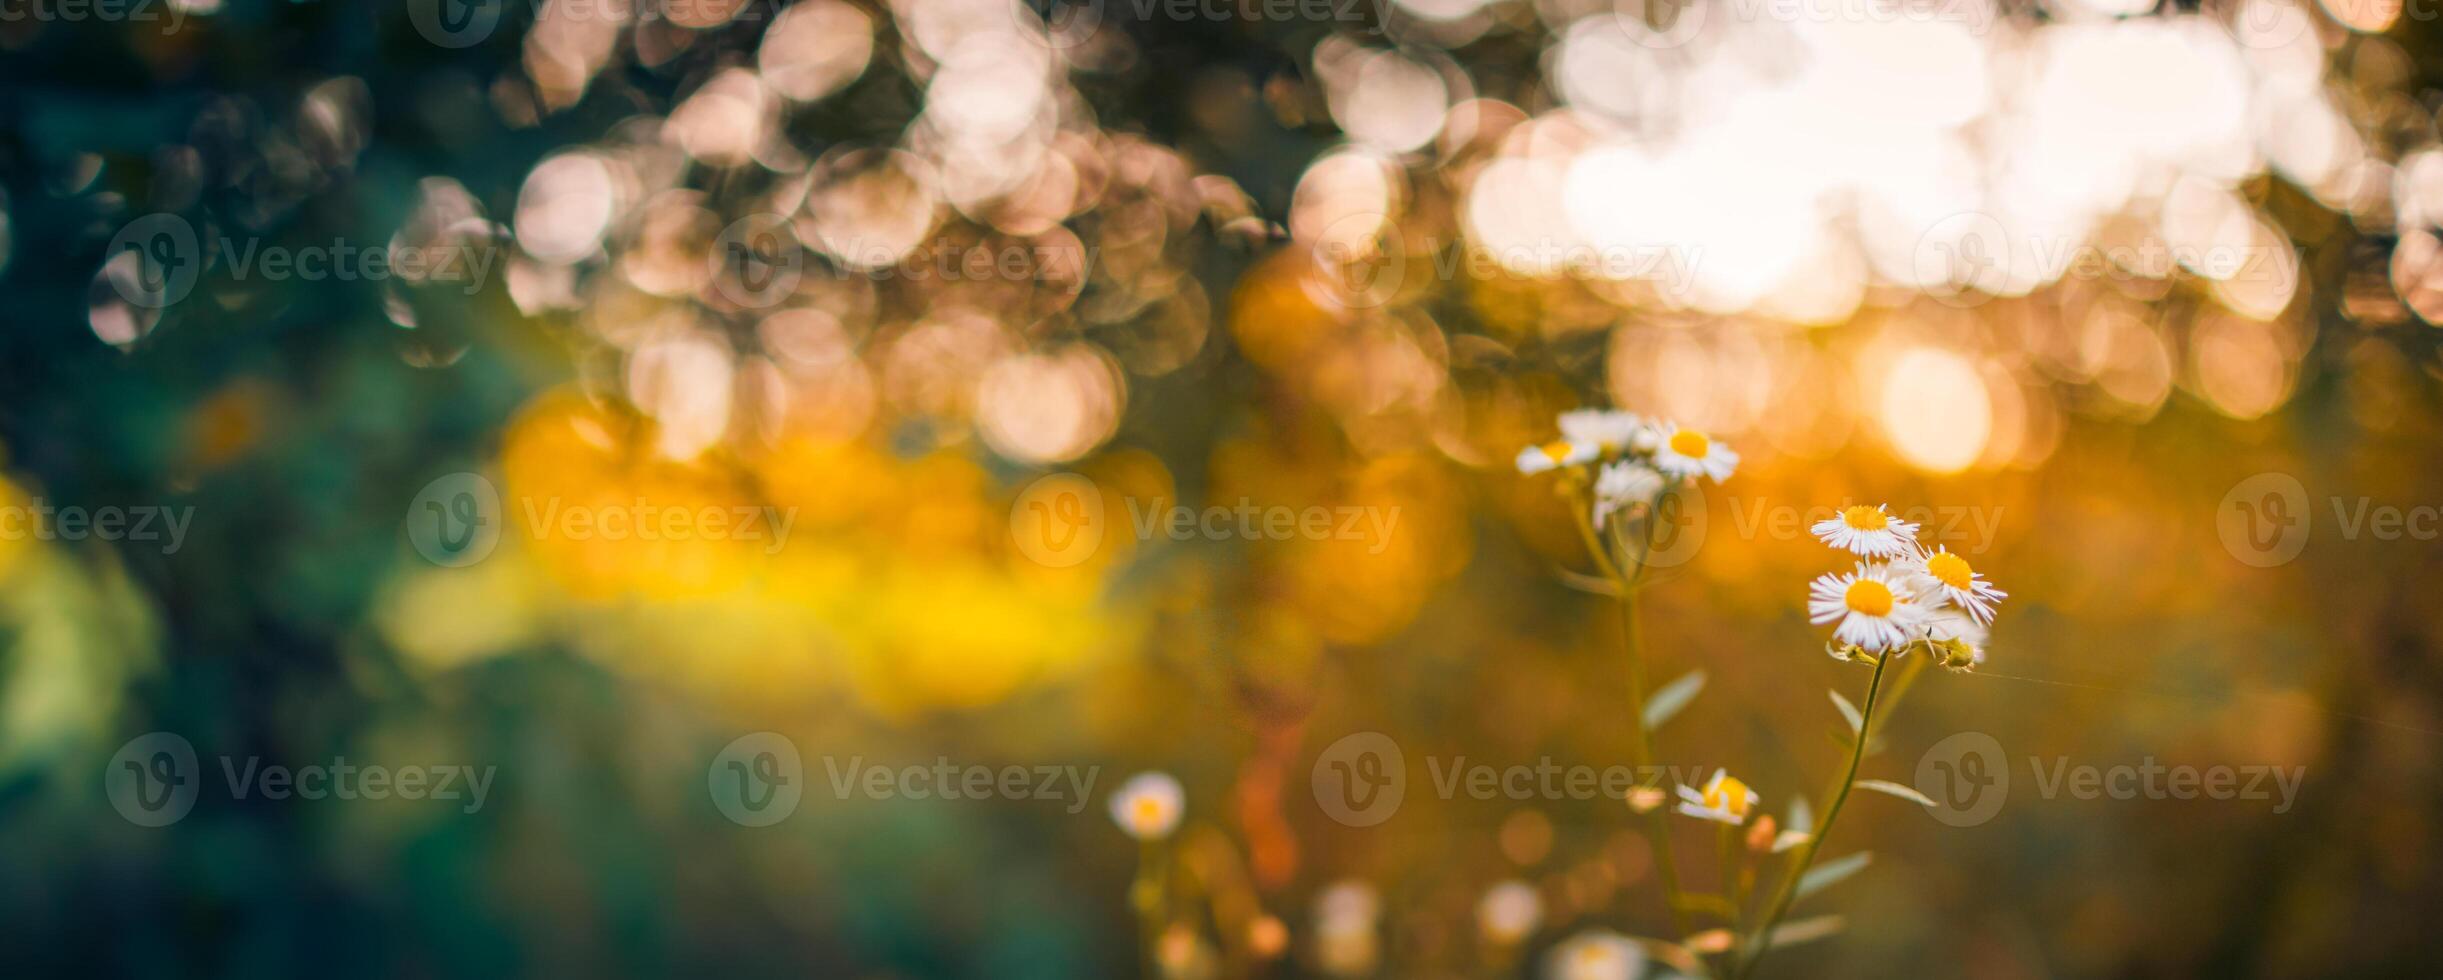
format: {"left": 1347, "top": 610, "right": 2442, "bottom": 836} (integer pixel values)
{"left": 1805, "top": 504, "right": 2006, "bottom": 671}
{"left": 1514, "top": 409, "right": 1739, "bottom": 529}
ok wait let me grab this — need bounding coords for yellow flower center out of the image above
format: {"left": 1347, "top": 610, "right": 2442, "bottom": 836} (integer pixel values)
{"left": 1539, "top": 441, "right": 1573, "bottom": 463}
{"left": 1926, "top": 551, "right": 1974, "bottom": 590}
{"left": 1704, "top": 776, "right": 1752, "bottom": 817}
{"left": 1668, "top": 429, "right": 1710, "bottom": 458}
{"left": 1131, "top": 796, "right": 1167, "bottom": 829}
{"left": 1841, "top": 505, "right": 1888, "bottom": 531}
{"left": 1844, "top": 579, "right": 1894, "bottom": 617}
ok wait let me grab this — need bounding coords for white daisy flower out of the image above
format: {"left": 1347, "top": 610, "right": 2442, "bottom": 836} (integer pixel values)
{"left": 1675, "top": 769, "right": 1759, "bottom": 825}
{"left": 1922, "top": 607, "right": 1989, "bottom": 671}
{"left": 1649, "top": 422, "right": 1738, "bottom": 483}
{"left": 1808, "top": 562, "right": 1930, "bottom": 652}
{"left": 1591, "top": 460, "right": 1664, "bottom": 529}
{"left": 1558, "top": 409, "right": 1644, "bottom": 456}
{"left": 1476, "top": 880, "right": 1543, "bottom": 946}
{"left": 1515, "top": 439, "right": 1599, "bottom": 475}
{"left": 1109, "top": 771, "right": 1184, "bottom": 840}
{"left": 1809, "top": 504, "right": 1922, "bottom": 558}
{"left": 1543, "top": 928, "right": 1645, "bottom": 980}
{"left": 1903, "top": 545, "right": 2007, "bottom": 624}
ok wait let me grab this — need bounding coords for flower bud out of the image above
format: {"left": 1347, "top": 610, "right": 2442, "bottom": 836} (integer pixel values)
{"left": 1745, "top": 815, "right": 1778, "bottom": 853}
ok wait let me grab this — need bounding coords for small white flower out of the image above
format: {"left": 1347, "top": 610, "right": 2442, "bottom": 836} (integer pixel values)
{"left": 1902, "top": 545, "right": 2007, "bottom": 624}
{"left": 1516, "top": 439, "right": 1599, "bottom": 475}
{"left": 1808, "top": 562, "right": 1931, "bottom": 652}
{"left": 1543, "top": 928, "right": 1645, "bottom": 980}
{"left": 1476, "top": 880, "right": 1543, "bottom": 946}
{"left": 1922, "top": 607, "right": 1989, "bottom": 670}
{"left": 1629, "top": 424, "right": 1661, "bottom": 454}
{"left": 1648, "top": 422, "right": 1738, "bottom": 483}
{"left": 1923, "top": 607, "right": 1986, "bottom": 644}
{"left": 1675, "top": 768, "right": 1759, "bottom": 825}
{"left": 1809, "top": 504, "right": 1921, "bottom": 558}
{"left": 1591, "top": 460, "right": 1665, "bottom": 529}
{"left": 1109, "top": 771, "right": 1184, "bottom": 840}
{"left": 1558, "top": 409, "right": 1645, "bottom": 456}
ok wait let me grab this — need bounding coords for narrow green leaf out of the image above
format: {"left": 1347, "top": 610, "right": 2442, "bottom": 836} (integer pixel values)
{"left": 1764, "top": 914, "right": 1847, "bottom": 949}
{"left": 1642, "top": 670, "right": 1707, "bottom": 729}
{"left": 1795, "top": 852, "right": 1871, "bottom": 900}
{"left": 1554, "top": 566, "right": 1624, "bottom": 596}
{"left": 1828, "top": 690, "right": 1862, "bottom": 732}
{"left": 1668, "top": 892, "right": 1740, "bottom": 919}
{"left": 1632, "top": 938, "right": 1709, "bottom": 978}
{"left": 1855, "top": 779, "right": 1938, "bottom": 807}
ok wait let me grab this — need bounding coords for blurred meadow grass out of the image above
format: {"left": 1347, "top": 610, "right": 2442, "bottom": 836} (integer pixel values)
{"left": 2, "top": 0, "right": 2443, "bottom": 976}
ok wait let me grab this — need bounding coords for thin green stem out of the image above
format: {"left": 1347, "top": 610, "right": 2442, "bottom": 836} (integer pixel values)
{"left": 1569, "top": 487, "right": 1630, "bottom": 584}
{"left": 1132, "top": 839, "right": 1168, "bottom": 977}
{"left": 1619, "top": 588, "right": 1694, "bottom": 938}
{"left": 1574, "top": 487, "right": 1694, "bottom": 939}
{"left": 1735, "top": 654, "right": 1891, "bottom": 980}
